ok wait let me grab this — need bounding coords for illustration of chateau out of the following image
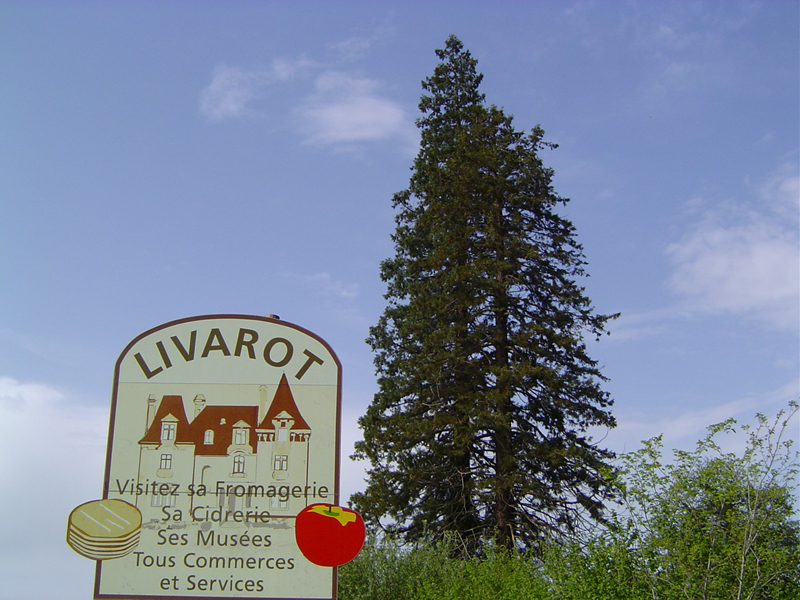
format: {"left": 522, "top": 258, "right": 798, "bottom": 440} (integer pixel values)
{"left": 135, "top": 374, "right": 312, "bottom": 525}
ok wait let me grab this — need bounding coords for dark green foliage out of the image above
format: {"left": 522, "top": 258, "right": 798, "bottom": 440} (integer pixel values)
{"left": 352, "top": 36, "right": 618, "bottom": 553}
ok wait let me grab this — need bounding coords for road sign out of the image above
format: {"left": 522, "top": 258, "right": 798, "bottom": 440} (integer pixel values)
{"left": 82, "top": 315, "right": 342, "bottom": 600}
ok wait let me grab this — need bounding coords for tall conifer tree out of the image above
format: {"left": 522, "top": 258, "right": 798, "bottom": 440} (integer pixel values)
{"left": 352, "top": 36, "right": 618, "bottom": 553}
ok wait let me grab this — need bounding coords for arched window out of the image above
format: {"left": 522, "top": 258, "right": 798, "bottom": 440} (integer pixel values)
{"left": 204, "top": 430, "right": 214, "bottom": 445}
{"left": 233, "top": 455, "right": 245, "bottom": 474}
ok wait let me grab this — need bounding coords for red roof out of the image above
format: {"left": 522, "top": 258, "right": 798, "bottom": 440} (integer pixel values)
{"left": 189, "top": 405, "right": 259, "bottom": 456}
{"left": 139, "top": 377, "right": 310, "bottom": 453}
{"left": 139, "top": 395, "right": 192, "bottom": 444}
{"left": 259, "top": 373, "right": 310, "bottom": 430}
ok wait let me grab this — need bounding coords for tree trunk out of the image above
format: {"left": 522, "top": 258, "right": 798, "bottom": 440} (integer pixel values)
{"left": 493, "top": 270, "right": 514, "bottom": 550}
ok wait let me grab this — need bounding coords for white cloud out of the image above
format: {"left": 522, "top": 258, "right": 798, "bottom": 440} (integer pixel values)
{"left": 296, "top": 71, "right": 418, "bottom": 151}
{"left": 199, "top": 64, "right": 267, "bottom": 120}
{"left": 199, "top": 57, "right": 314, "bottom": 121}
{"left": 199, "top": 46, "right": 418, "bottom": 154}
{"left": 666, "top": 163, "right": 799, "bottom": 333}
{"left": 0, "top": 377, "right": 108, "bottom": 599}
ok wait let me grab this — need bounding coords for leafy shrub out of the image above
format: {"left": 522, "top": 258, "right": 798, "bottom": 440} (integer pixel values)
{"left": 339, "top": 537, "right": 547, "bottom": 600}
{"left": 613, "top": 402, "right": 799, "bottom": 600}
{"left": 340, "top": 404, "right": 799, "bottom": 600}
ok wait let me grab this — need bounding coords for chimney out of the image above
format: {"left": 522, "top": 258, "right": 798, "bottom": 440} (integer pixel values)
{"left": 193, "top": 394, "right": 206, "bottom": 418}
{"left": 258, "top": 385, "right": 269, "bottom": 425}
{"left": 146, "top": 394, "right": 157, "bottom": 431}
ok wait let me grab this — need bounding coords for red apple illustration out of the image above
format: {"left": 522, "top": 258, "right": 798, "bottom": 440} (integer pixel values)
{"left": 294, "top": 503, "right": 365, "bottom": 567}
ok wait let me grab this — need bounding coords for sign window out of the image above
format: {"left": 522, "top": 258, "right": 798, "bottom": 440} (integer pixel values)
{"left": 234, "top": 428, "right": 248, "bottom": 445}
{"left": 161, "top": 422, "right": 176, "bottom": 441}
{"left": 233, "top": 454, "right": 245, "bottom": 474}
{"left": 270, "top": 496, "right": 289, "bottom": 510}
{"left": 151, "top": 493, "right": 176, "bottom": 508}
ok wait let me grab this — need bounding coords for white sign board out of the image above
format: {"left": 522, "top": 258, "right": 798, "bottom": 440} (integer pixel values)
{"left": 95, "top": 315, "right": 341, "bottom": 599}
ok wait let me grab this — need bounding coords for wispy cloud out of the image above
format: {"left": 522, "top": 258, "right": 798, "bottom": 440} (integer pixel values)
{"left": 199, "top": 65, "right": 267, "bottom": 120}
{"left": 295, "top": 71, "right": 418, "bottom": 152}
{"left": 199, "top": 43, "right": 418, "bottom": 154}
{"left": 609, "top": 378, "right": 799, "bottom": 455}
{"left": 602, "top": 163, "right": 799, "bottom": 342}
{"left": 199, "top": 56, "right": 314, "bottom": 121}
{"left": 271, "top": 55, "right": 316, "bottom": 81}
{"left": 604, "top": 308, "right": 679, "bottom": 342}
{"left": 281, "top": 270, "right": 360, "bottom": 300}
{"left": 564, "top": 2, "right": 760, "bottom": 107}
{"left": 304, "top": 271, "right": 360, "bottom": 299}
{"left": 328, "top": 25, "right": 396, "bottom": 61}
{"left": 666, "top": 162, "right": 799, "bottom": 333}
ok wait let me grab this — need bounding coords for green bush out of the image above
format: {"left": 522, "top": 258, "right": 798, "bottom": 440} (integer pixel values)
{"left": 540, "top": 533, "right": 653, "bottom": 600}
{"left": 340, "top": 404, "right": 799, "bottom": 600}
{"left": 339, "top": 538, "right": 547, "bottom": 600}
{"left": 614, "top": 402, "right": 799, "bottom": 600}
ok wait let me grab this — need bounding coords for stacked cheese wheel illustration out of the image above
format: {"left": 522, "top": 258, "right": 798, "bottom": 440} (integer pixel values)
{"left": 67, "top": 499, "right": 142, "bottom": 560}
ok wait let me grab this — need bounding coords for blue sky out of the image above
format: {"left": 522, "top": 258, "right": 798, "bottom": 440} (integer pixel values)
{"left": 2, "top": 2, "right": 798, "bottom": 598}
